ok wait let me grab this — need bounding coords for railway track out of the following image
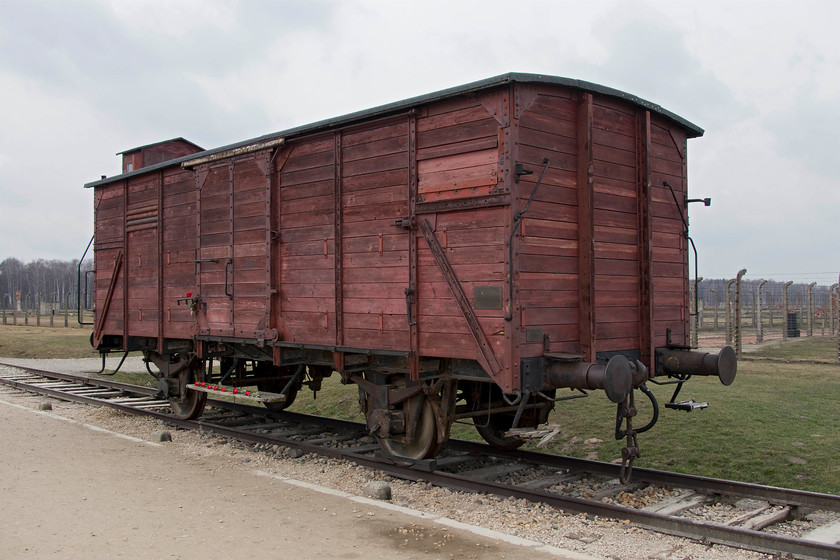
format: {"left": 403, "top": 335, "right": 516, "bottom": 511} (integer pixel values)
{"left": 1, "top": 361, "right": 838, "bottom": 560}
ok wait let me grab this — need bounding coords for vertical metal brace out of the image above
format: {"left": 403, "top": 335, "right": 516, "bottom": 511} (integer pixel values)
{"left": 691, "top": 277, "right": 703, "bottom": 347}
{"left": 504, "top": 158, "right": 550, "bottom": 322}
{"left": 578, "top": 93, "right": 595, "bottom": 361}
{"left": 407, "top": 112, "right": 419, "bottom": 381}
{"left": 637, "top": 113, "right": 653, "bottom": 365}
{"left": 334, "top": 132, "right": 343, "bottom": 346}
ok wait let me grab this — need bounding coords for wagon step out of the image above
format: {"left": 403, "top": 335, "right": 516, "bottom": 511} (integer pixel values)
{"left": 665, "top": 400, "right": 708, "bottom": 411}
{"left": 186, "top": 383, "right": 286, "bottom": 404}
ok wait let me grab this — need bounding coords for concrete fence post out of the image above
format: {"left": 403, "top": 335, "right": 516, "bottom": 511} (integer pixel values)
{"left": 782, "top": 281, "right": 793, "bottom": 340}
{"left": 699, "top": 298, "right": 704, "bottom": 331}
{"left": 711, "top": 289, "right": 719, "bottom": 330}
{"left": 823, "top": 291, "right": 828, "bottom": 335}
{"left": 734, "top": 269, "right": 747, "bottom": 358}
{"left": 807, "top": 282, "right": 816, "bottom": 337}
{"left": 830, "top": 283, "right": 839, "bottom": 336}
{"left": 725, "top": 278, "right": 736, "bottom": 346}
{"left": 835, "top": 281, "right": 840, "bottom": 363}
{"left": 769, "top": 292, "right": 775, "bottom": 328}
{"left": 756, "top": 280, "right": 767, "bottom": 343}
{"left": 64, "top": 292, "right": 70, "bottom": 328}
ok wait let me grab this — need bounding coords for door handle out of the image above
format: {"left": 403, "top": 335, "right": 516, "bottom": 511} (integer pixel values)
{"left": 224, "top": 258, "right": 233, "bottom": 299}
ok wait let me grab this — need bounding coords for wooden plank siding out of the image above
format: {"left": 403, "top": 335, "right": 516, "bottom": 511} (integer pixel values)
{"left": 591, "top": 97, "right": 641, "bottom": 353}
{"left": 276, "top": 135, "right": 337, "bottom": 345}
{"left": 516, "top": 86, "right": 582, "bottom": 356}
{"left": 91, "top": 77, "right": 699, "bottom": 393}
{"left": 414, "top": 92, "right": 510, "bottom": 372}
{"left": 161, "top": 168, "right": 199, "bottom": 338}
{"left": 649, "top": 118, "right": 689, "bottom": 346}
{"left": 194, "top": 154, "right": 273, "bottom": 340}
{"left": 124, "top": 174, "right": 160, "bottom": 339}
{"left": 341, "top": 119, "right": 410, "bottom": 350}
{"left": 231, "top": 153, "right": 271, "bottom": 338}
{"left": 93, "top": 182, "right": 126, "bottom": 343}
{"left": 513, "top": 87, "right": 692, "bottom": 359}
{"left": 417, "top": 94, "right": 503, "bottom": 204}
{"left": 197, "top": 163, "right": 234, "bottom": 336}
{"left": 416, "top": 208, "right": 508, "bottom": 362}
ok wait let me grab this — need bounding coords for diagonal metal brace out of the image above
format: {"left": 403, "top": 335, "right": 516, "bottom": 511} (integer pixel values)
{"left": 419, "top": 219, "right": 503, "bottom": 381}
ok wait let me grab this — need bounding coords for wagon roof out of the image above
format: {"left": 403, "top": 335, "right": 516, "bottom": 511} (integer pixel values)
{"left": 116, "top": 137, "right": 204, "bottom": 156}
{"left": 85, "top": 72, "right": 704, "bottom": 188}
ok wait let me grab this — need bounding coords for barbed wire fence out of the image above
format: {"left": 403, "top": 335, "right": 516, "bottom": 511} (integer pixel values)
{"left": 1, "top": 257, "right": 95, "bottom": 328}
{"left": 5, "top": 263, "right": 839, "bottom": 364}
{"left": 1, "top": 291, "right": 94, "bottom": 328}
{"left": 691, "top": 272, "right": 840, "bottom": 363}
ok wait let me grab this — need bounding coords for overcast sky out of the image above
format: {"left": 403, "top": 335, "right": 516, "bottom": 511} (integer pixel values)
{"left": 1, "top": 0, "right": 837, "bottom": 285}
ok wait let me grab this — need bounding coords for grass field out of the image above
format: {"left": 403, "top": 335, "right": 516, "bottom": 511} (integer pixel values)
{"left": 1, "top": 324, "right": 837, "bottom": 494}
{"left": 0, "top": 324, "right": 97, "bottom": 359}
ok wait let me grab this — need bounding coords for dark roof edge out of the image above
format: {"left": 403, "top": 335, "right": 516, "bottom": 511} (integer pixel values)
{"left": 85, "top": 73, "right": 704, "bottom": 189}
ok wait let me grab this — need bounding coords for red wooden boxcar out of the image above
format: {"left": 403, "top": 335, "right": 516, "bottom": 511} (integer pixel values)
{"left": 85, "top": 73, "right": 735, "bottom": 464}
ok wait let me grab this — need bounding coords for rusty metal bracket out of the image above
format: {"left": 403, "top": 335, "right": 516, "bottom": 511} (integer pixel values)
{"left": 514, "top": 163, "right": 533, "bottom": 183}
{"left": 404, "top": 288, "right": 417, "bottom": 326}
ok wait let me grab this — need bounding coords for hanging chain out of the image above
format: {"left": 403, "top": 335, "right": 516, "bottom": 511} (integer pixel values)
{"left": 617, "top": 389, "right": 640, "bottom": 484}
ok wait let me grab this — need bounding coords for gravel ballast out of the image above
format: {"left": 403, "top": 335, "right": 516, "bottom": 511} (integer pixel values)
{"left": 0, "top": 359, "right": 780, "bottom": 559}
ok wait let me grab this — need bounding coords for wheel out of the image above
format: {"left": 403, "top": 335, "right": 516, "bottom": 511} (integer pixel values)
{"left": 169, "top": 359, "right": 207, "bottom": 420}
{"left": 378, "top": 398, "right": 439, "bottom": 460}
{"left": 473, "top": 412, "right": 525, "bottom": 450}
{"left": 467, "top": 384, "right": 554, "bottom": 451}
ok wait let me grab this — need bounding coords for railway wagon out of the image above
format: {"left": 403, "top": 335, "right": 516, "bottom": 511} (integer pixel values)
{"left": 85, "top": 73, "right": 735, "bottom": 466}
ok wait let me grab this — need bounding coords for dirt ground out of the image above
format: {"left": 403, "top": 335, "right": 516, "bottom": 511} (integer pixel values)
{"left": 0, "top": 391, "right": 593, "bottom": 560}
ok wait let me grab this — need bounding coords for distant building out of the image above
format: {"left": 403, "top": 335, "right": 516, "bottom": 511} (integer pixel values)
{"left": 40, "top": 301, "right": 60, "bottom": 315}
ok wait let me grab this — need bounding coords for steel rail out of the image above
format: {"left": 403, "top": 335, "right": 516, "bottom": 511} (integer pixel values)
{"left": 0, "top": 362, "right": 837, "bottom": 559}
{"left": 445, "top": 440, "right": 840, "bottom": 513}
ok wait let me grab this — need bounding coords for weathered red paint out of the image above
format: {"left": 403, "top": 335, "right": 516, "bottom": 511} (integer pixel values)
{"left": 90, "top": 76, "right": 701, "bottom": 394}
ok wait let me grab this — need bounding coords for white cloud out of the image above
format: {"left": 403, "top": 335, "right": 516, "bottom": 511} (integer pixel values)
{"left": 0, "top": 0, "right": 837, "bottom": 283}
{"left": 106, "top": 0, "right": 240, "bottom": 38}
{"left": 0, "top": 72, "right": 110, "bottom": 258}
